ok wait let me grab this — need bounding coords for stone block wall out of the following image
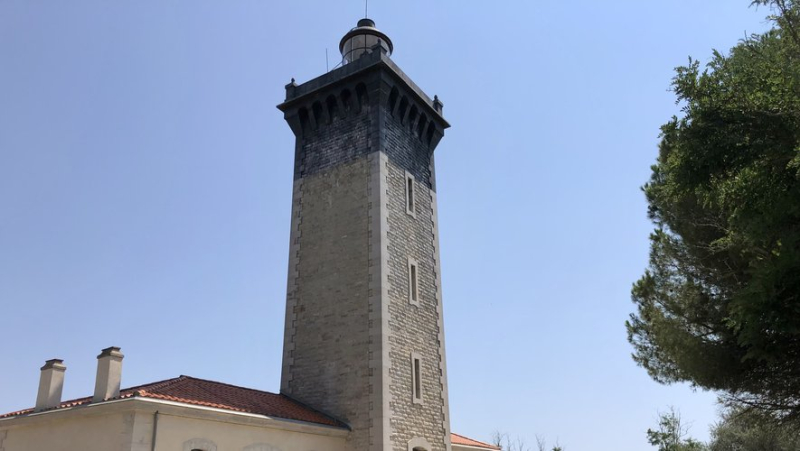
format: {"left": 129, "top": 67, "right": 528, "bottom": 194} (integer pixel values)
{"left": 383, "top": 109, "right": 448, "bottom": 451}
{"left": 281, "top": 94, "right": 376, "bottom": 450}
{"left": 279, "top": 59, "right": 450, "bottom": 451}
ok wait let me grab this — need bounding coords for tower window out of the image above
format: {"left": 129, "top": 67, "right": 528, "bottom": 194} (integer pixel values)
{"left": 408, "top": 258, "right": 419, "bottom": 306}
{"left": 411, "top": 352, "right": 423, "bottom": 404}
{"left": 405, "top": 172, "right": 415, "bottom": 217}
{"left": 182, "top": 438, "right": 217, "bottom": 451}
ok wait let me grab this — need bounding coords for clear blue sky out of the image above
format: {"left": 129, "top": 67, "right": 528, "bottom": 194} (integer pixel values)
{"left": 0, "top": 1, "right": 772, "bottom": 449}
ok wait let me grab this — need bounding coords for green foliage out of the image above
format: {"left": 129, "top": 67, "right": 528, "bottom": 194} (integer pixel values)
{"left": 709, "top": 407, "right": 800, "bottom": 451}
{"left": 647, "top": 405, "right": 800, "bottom": 451}
{"left": 628, "top": 0, "right": 800, "bottom": 421}
{"left": 647, "top": 408, "right": 708, "bottom": 451}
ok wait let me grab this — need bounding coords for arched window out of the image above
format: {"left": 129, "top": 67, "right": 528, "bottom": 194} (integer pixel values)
{"left": 183, "top": 438, "right": 217, "bottom": 451}
{"left": 408, "top": 437, "right": 431, "bottom": 451}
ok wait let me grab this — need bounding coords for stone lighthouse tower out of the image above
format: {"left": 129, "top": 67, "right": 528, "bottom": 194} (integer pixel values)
{"left": 277, "top": 19, "right": 451, "bottom": 451}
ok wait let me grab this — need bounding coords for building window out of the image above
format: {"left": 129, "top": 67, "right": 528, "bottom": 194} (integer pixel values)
{"left": 405, "top": 171, "right": 416, "bottom": 217}
{"left": 408, "top": 437, "right": 432, "bottom": 451}
{"left": 183, "top": 438, "right": 217, "bottom": 451}
{"left": 408, "top": 258, "right": 419, "bottom": 306}
{"left": 411, "top": 352, "right": 423, "bottom": 404}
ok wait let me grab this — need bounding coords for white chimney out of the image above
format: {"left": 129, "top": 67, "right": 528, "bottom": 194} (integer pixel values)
{"left": 35, "top": 359, "right": 66, "bottom": 412}
{"left": 93, "top": 346, "right": 123, "bottom": 403}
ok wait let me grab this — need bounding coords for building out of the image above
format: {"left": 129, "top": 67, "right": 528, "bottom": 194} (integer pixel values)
{"left": 0, "top": 19, "right": 499, "bottom": 451}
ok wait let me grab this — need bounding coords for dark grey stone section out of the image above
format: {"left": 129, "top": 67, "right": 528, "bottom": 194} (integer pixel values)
{"left": 278, "top": 48, "right": 448, "bottom": 188}
{"left": 382, "top": 102, "right": 435, "bottom": 191}
{"left": 280, "top": 48, "right": 446, "bottom": 125}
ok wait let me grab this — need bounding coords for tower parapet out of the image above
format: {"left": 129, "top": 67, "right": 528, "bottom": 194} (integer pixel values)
{"left": 279, "top": 40, "right": 447, "bottom": 150}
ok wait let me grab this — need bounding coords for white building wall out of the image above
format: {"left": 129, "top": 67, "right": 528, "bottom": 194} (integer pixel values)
{"left": 0, "top": 400, "right": 348, "bottom": 451}
{"left": 0, "top": 410, "right": 130, "bottom": 451}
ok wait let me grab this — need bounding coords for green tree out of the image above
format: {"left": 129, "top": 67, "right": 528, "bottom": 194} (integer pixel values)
{"left": 627, "top": 0, "right": 800, "bottom": 422}
{"left": 647, "top": 408, "right": 707, "bottom": 451}
{"left": 709, "top": 407, "right": 800, "bottom": 451}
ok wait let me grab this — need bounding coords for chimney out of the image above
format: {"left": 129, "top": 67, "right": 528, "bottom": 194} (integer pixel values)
{"left": 35, "top": 359, "right": 66, "bottom": 411}
{"left": 93, "top": 346, "right": 123, "bottom": 403}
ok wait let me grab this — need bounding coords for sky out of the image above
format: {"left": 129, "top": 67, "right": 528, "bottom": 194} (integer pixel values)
{"left": 0, "top": 1, "right": 775, "bottom": 450}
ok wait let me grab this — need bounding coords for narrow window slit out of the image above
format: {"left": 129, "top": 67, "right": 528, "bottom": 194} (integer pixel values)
{"left": 411, "top": 354, "right": 423, "bottom": 404}
{"left": 408, "top": 259, "right": 419, "bottom": 305}
{"left": 414, "top": 359, "right": 421, "bottom": 398}
{"left": 405, "top": 172, "right": 415, "bottom": 216}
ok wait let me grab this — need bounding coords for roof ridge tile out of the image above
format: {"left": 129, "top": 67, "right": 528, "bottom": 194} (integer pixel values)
{"left": 0, "top": 375, "right": 346, "bottom": 428}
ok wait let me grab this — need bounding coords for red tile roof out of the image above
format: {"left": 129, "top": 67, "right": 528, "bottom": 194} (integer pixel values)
{"left": 0, "top": 375, "right": 344, "bottom": 428}
{"left": 2, "top": 377, "right": 493, "bottom": 448}
{"left": 451, "top": 432, "right": 502, "bottom": 450}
